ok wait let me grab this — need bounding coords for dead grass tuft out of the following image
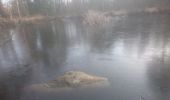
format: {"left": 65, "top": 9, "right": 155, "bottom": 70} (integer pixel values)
{"left": 83, "top": 10, "right": 113, "bottom": 26}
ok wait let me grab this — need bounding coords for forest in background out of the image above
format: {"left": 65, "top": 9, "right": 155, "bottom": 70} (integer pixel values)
{"left": 0, "top": 0, "right": 170, "bottom": 27}
{"left": 0, "top": 0, "right": 170, "bottom": 17}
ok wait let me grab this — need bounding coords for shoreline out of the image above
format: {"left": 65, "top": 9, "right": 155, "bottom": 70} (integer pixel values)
{"left": 0, "top": 16, "right": 63, "bottom": 28}
{"left": 0, "top": 8, "right": 170, "bottom": 28}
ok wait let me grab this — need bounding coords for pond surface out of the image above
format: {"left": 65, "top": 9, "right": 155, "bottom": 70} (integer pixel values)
{"left": 1, "top": 13, "right": 170, "bottom": 100}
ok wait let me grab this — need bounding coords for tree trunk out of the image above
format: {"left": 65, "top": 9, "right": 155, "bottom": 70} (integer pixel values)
{"left": 16, "top": 0, "right": 21, "bottom": 18}
{"left": 0, "top": 0, "right": 8, "bottom": 17}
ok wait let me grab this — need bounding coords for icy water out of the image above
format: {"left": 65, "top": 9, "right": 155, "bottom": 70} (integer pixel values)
{"left": 1, "top": 13, "right": 170, "bottom": 100}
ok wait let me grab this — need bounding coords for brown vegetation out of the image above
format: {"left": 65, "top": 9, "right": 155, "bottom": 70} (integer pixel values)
{"left": 83, "top": 10, "right": 113, "bottom": 26}
{"left": 144, "top": 6, "right": 170, "bottom": 13}
{"left": 28, "top": 71, "right": 109, "bottom": 91}
{"left": 14, "top": 15, "right": 49, "bottom": 24}
{"left": 0, "top": 17, "right": 14, "bottom": 28}
{"left": 83, "top": 7, "right": 170, "bottom": 26}
{"left": 0, "top": 15, "right": 62, "bottom": 28}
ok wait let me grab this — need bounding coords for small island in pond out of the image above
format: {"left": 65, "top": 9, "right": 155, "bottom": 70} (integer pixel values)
{"left": 28, "top": 71, "right": 110, "bottom": 92}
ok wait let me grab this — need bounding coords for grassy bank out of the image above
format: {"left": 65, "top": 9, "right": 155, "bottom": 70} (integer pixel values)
{"left": 1, "top": 6, "right": 170, "bottom": 28}
{"left": 0, "top": 16, "right": 62, "bottom": 28}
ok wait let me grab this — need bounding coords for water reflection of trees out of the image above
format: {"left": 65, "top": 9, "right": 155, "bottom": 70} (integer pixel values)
{"left": 86, "top": 14, "right": 153, "bottom": 55}
{"left": 85, "top": 14, "right": 170, "bottom": 99}
{"left": 0, "top": 28, "right": 33, "bottom": 100}
{"left": 0, "top": 66, "right": 33, "bottom": 100}
{"left": 0, "top": 20, "right": 68, "bottom": 100}
{"left": 23, "top": 20, "right": 68, "bottom": 75}
{"left": 87, "top": 27, "right": 119, "bottom": 54}
{"left": 146, "top": 15, "right": 170, "bottom": 100}
{"left": 147, "top": 54, "right": 170, "bottom": 100}
{"left": 85, "top": 14, "right": 170, "bottom": 63}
